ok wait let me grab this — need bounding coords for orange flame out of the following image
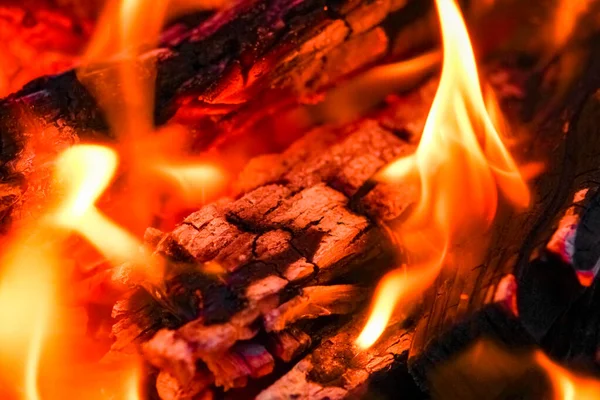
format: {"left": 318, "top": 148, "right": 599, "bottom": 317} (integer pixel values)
{"left": 0, "top": 144, "right": 149, "bottom": 399}
{"left": 79, "top": 0, "right": 230, "bottom": 232}
{"left": 535, "top": 351, "right": 600, "bottom": 400}
{"left": 431, "top": 339, "right": 600, "bottom": 399}
{"left": 356, "top": 0, "right": 529, "bottom": 348}
{"left": 125, "top": 366, "right": 142, "bottom": 400}
{"left": 552, "top": 0, "right": 594, "bottom": 50}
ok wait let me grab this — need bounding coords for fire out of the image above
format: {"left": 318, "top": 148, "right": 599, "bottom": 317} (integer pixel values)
{"left": 0, "top": 143, "right": 152, "bottom": 399}
{"left": 0, "top": 234, "right": 57, "bottom": 400}
{"left": 0, "top": 0, "right": 231, "bottom": 398}
{"left": 552, "top": 0, "right": 594, "bottom": 50}
{"left": 50, "top": 145, "right": 155, "bottom": 267}
{"left": 535, "top": 351, "right": 600, "bottom": 400}
{"left": 125, "top": 367, "right": 142, "bottom": 400}
{"left": 431, "top": 339, "right": 600, "bottom": 399}
{"left": 356, "top": 0, "right": 529, "bottom": 348}
{"left": 79, "top": 0, "right": 230, "bottom": 233}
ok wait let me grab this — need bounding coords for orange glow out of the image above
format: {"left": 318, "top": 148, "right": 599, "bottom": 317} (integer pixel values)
{"left": 357, "top": 0, "right": 529, "bottom": 348}
{"left": 535, "top": 351, "right": 600, "bottom": 400}
{"left": 125, "top": 367, "right": 141, "bottom": 400}
{"left": 156, "top": 163, "right": 227, "bottom": 204}
{"left": 552, "top": 0, "right": 594, "bottom": 49}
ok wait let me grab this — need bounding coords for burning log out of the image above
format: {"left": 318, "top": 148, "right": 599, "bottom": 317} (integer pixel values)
{"left": 3, "top": 0, "right": 600, "bottom": 398}
{"left": 111, "top": 110, "right": 427, "bottom": 394}
{"left": 0, "top": 0, "right": 432, "bottom": 229}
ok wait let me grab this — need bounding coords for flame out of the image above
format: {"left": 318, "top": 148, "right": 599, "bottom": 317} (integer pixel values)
{"left": 0, "top": 233, "right": 57, "bottom": 400}
{"left": 535, "top": 351, "right": 600, "bottom": 400}
{"left": 78, "top": 0, "right": 230, "bottom": 232}
{"left": 125, "top": 367, "right": 141, "bottom": 400}
{"left": 552, "top": 0, "right": 594, "bottom": 50}
{"left": 430, "top": 339, "right": 600, "bottom": 399}
{"left": 356, "top": 0, "right": 529, "bottom": 349}
{"left": 0, "top": 144, "right": 149, "bottom": 399}
{"left": 50, "top": 145, "right": 146, "bottom": 266}
{"left": 156, "top": 163, "right": 227, "bottom": 205}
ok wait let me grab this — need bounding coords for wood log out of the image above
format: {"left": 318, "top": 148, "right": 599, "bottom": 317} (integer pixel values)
{"left": 8, "top": 0, "right": 599, "bottom": 397}
{"left": 0, "top": 0, "right": 430, "bottom": 229}
{"left": 107, "top": 76, "right": 435, "bottom": 396}
{"left": 256, "top": 311, "right": 415, "bottom": 400}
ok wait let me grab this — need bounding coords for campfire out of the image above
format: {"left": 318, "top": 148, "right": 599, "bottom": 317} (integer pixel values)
{"left": 1, "top": 0, "right": 600, "bottom": 398}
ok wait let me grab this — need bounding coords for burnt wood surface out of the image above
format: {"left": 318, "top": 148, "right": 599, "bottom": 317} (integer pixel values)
{"left": 110, "top": 87, "right": 435, "bottom": 395}
{"left": 0, "top": 0, "right": 433, "bottom": 228}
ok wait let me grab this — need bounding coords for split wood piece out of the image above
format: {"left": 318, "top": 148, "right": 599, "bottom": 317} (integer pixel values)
{"left": 0, "top": 0, "right": 423, "bottom": 229}
{"left": 407, "top": 47, "right": 600, "bottom": 385}
{"left": 267, "top": 327, "right": 313, "bottom": 362}
{"left": 111, "top": 109, "right": 426, "bottom": 394}
{"left": 111, "top": 116, "right": 415, "bottom": 346}
{"left": 263, "top": 285, "right": 366, "bottom": 332}
{"left": 142, "top": 285, "right": 363, "bottom": 389}
{"left": 256, "top": 312, "right": 413, "bottom": 400}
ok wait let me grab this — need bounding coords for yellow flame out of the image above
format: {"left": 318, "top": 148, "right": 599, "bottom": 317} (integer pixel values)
{"left": 156, "top": 163, "right": 227, "bottom": 204}
{"left": 125, "top": 366, "right": 141, "bottom": 400}
{"left": 50, "top": 145, "right": 144, "bottom": 265}
{"left": 357, "top": 0, "right": 529, "bottom": 349}
{"left": 0, "top": 233, "right": 57, "bottom": 400}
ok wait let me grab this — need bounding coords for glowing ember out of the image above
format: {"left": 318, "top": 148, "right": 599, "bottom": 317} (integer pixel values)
{"left": 356, "top": 0, "right": 529, "bottom": 348}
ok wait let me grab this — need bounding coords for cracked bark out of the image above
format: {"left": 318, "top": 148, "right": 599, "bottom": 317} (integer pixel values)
{"left": 0, "top": 0, "right": 430, "bottom": 229}
{"left": 110, "top": 82, "right": 434, "bottom": 396}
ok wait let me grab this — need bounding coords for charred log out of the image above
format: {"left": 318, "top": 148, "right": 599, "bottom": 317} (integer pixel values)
{"left": 0, "top": 0, "right": 432, "bottom": 229}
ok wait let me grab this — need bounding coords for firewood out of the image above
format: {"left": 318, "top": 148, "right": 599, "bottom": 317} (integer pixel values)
{"left": 263, "top": 285, "right": 366, "bottom": 332}
{"left": 108, "top": 81, "right": 434, "bottom": 395}
{"left": 0, "top": 0, "right": 428, "bottom": 229}
{"left": 266, "top": 327, "right": 313, "bottom": 363}
{"left": 256, "top": 311, "right": 414, "bottom": 400}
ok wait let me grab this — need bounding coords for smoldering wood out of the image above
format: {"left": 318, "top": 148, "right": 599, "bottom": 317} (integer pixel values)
{"left": 0, "top": 0, "right": 432, "bottom": 229}
{"left": 107, "top": 68, "right": 438, "bottom": 397}
{"left": 7, "top": 0, "right": 600, "bottom": 397}
{"left": 256, "top": 311, "right": 415, "bottom": 400}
